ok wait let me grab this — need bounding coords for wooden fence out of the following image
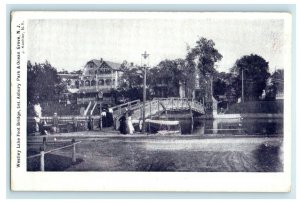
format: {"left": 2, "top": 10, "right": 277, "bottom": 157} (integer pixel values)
{"left": 27, "top": 115, "right": 102, "bottom": 134}
{"left": 27, "top": 138, "right": 81, "bottom": 171}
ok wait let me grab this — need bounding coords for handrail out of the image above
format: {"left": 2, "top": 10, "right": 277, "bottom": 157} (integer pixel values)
{"left": 90, "top": 102, "right": 98, "bottom": 115}
{"left": 84, "top": 101, "right": 92, "bottom": 116}
{"left": 111, "top": 99, "right": 140, "bottom": 110}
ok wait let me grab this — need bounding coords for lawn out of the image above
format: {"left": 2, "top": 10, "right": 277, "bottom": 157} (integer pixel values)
{"left": 28, "top": 135, "right": 283, "bottom": 172}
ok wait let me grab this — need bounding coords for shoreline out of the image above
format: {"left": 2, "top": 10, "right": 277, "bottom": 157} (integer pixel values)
{"left": 27, "top": 130, "right": 283, "bottom": 142}
{"left": 197, "top": 113, "right": 283, "bottom": 119}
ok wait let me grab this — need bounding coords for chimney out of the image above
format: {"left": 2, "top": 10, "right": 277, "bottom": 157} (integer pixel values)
{"left": 100, "top": 58, "right": 103, "bottom": 62}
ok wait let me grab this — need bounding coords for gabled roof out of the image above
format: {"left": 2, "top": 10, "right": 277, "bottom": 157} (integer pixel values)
{"left": 105, "top": 61, "right": 122, "bottom": 71}
{"left": 88, "top": 59, "right": 122, "bottom": 71}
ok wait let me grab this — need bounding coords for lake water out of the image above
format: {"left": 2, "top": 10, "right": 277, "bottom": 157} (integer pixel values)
{"left": 167, "top": 117, "right": 283, "bottom": 137}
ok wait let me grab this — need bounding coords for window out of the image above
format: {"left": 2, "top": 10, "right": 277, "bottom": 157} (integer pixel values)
{"left": 98, "top": 79, "right": 104, "bottom": 86}
{"left": 75, "top": 80, "right": 80, "bottom": 88}
{"left": 85, "top": 80, "right": 90, "bottom": 86}
{"left": 105, "top": 79, "right": 112, "bottom": 86}
{"left": 80, "top": 80, "right": 84, "bottom": 86}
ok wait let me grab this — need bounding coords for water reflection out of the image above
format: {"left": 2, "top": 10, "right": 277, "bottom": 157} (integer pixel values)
{"left": 172, "top": 118, "right": 283, "bottom": 136}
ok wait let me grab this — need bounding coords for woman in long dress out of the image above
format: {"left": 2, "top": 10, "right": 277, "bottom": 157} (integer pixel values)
{"left": 119, "top": 114, "right": 127, "bottom": 134}
{"left": 127, "top": 111, "right": 134, "bottom": 134}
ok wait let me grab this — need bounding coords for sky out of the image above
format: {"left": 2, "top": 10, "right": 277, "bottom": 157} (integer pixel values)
{"left": 27, "top": 15, "right": 287, "bottom": 73}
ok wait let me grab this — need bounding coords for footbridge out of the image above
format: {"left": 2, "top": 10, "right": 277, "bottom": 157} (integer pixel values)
{"left": 111, "top": 97, "right": 205, "bottom": 129}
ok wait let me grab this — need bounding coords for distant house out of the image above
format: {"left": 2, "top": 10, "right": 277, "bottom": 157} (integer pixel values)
{"left": 59, "top": 58, "right": 123, "bottom": 105}
{"left": 77, "top": 58, "right": 123, "bottom": 104}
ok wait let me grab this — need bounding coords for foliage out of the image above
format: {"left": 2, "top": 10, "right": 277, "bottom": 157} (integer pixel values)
{"left": 231, "top": 54, "right": 270, "bottom": 101}
{"left": 146, "top": 59, "right": 196, "bottom": 98}
{"left": 271, "top": 69, "right": 284, "bottom": 93}
{"left": 27, "top": 60, "right": 65, "bottom": 105}
{"left": 186, "top": 37, "right": 223, "bottom": 76}
{"left": 117, "top": 66, "right": 145, "bottom": 101}
{"left": 265, "top": 69, "right": 284, "bottom": 100}
{"left": 176, "top": 59, "right": 196, "bottom": 98}
{"left": 215, "top": 72, "right": 240, "bottom": 103}
{"left": 148, "top": 60, "right": 181, "bottom": 97}
{"left": 186, "top": 37, "right": 223, "bottom": 100}
{"left": 120, "top": 66, "right": 144, "bottom": 89}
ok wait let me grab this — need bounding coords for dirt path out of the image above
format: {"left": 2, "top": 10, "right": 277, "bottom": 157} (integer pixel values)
{"left": 27, "top": 135, "right": 283, "bottom": 172}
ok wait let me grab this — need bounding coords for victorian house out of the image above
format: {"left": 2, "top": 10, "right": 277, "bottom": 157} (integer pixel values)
{"left": 77, "top": 58, "right": 122, "bottom": 104}
{"left": 59, "top": 58, "right": 123, "bottom": 105}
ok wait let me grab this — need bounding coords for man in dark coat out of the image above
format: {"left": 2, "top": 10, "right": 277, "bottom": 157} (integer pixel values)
{"left": 118, "top": 113, "right": 128, "bottom": 134}
{"left": 88, "top": 116, "right": 93, "bottom": 131}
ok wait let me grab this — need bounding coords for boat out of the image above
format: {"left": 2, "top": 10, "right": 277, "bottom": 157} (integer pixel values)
{"left": 145, "top": 119, "right": 181, "bottom": 135}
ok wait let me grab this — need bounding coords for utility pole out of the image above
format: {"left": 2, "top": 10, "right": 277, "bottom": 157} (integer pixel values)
{"left": 210, "top": 76, "right": 213, "bottom": 99}
{"left": 141, "top": 51, "right": 149, "bottom": 133}
{"left": 241, "top": 69, "right": 244, "bottom": 103}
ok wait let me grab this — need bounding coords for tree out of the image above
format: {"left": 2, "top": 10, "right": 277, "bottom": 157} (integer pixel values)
{"left": 231, "top": 54, "right": 270, "bottom": 101}
{"left": 272, "top": 69, "right": 284, "bottom": 93}
{"left": 265, "top": 69, "right": 284, "bottom": 100}
{"left": 118, "top": 66, "right": 145, "bottom": 101}
{"left": 186, "top": 37, "right": 223, "bottom": 76}
{"left": 213, "top": 72, "right": 239, "bottom": 104}
{"left": 27, "top": 60, "right": 64, "bottom": 105}
{"left": 186, "top": 37, "right": 223, "bottom": 100}
{"left": 120, "top": 66, "right": 143, "bottom": 89}
{"left": 150, "top": 59, "right": 181, "bottom": 97}
{"left": 147, "top": 59, "right": 195, "bottom": 98}
{"left": 176, "top": 59, "right": 196, "bottom": 98}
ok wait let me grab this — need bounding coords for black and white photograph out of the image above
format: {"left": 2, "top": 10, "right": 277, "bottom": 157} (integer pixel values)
{"left": 10, "top": 11, "right": 291, "bottom": 191}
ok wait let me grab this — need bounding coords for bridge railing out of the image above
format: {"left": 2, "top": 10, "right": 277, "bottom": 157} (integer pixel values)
{"left": 153, "top": 97, "right": 203, "bottom": 112}
{"left": 130, "top": 100, "right": 160, "bottom": 120}
{"left": 111, "top": 99, "right": 141, "bottom": 117}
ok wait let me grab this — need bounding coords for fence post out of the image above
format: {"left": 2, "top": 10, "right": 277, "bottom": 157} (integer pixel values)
{"left": 40, "top": 146, "right": 45, "bottom": 171}
{"left": 99, "top": 116, "right": 103, "bottom": 130}
{"left": 72, "top": 138, "right": 76, "bottom": 163}
{"left": 43, "top": 137, "right": 46, "bottom": 151}
{"left": 150, "top": 102, "right": 152, "bottom": 118}
{"left": 113, "top": 117, "right": 117, "bottom": 130}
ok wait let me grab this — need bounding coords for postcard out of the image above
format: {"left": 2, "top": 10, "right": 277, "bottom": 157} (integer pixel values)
{"left": 11, "top": 11, "right": 291, "bottom": 191}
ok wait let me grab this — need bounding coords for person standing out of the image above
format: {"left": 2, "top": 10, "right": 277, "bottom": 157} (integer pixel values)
{"left": 107, "top": 107, "right": 114, "bottom": 127}
{"left": 52, "top": 112, "right": 59, "bottom": 133}
{"left": 101, "top": 109, "right": 107, "bottom": 127}
{"left": 73, "top": 117, "right": 78, "bottom": 132}
{"left": 127, "top": 111, "right": 134, "bottom": 134}
{"left": 88, "top": 116, "right": 93, "bottom": 131}
{"left": 118, "top": 112, "right": 128, "bottom": 134}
